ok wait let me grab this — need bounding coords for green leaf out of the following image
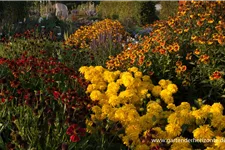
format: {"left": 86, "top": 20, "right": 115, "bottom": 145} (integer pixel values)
{"left": 181, "top": 124, "right": 188, "bottom": 135}
{"left": 68, "top": 142, "right": 78, "bottom": 150}
{"left": 152, "top": 115, "right": 157, "bottom": 122}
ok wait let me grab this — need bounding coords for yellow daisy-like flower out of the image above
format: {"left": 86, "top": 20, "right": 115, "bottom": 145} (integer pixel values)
{"left": 92, "top": 106, "right": 102, "bottom": 114}
{"left": 107, "top": 82, "right": 120, "bottom": 94}
{"left": 193, "top": 125, "right": 214, "bottom": 140}
{"left": 95, "top": 66, "right": 105, "bottom": 73}
{"left": 79, "top": 66, "right": 88, "bottom": 74}
{"left": 167, "top": 103, "right": 176, "bottom": 110}
{"left": 97, "top": 82, "right": 107, "bottom": 91}
{"left": 201, "top": 105, "right": 211, "bottom": 113}
{"left": 137, "top": 87, "right": 148, "bottom": 98}
{"left": 103, "top": 70, "right": 117, "bottom": 83}
{"left": 108, "top": 95, "right": 121, "bottom": 107}
{"left": 160, "top": 89, "right": 174, "bottom": 104}
{"left": 101, "top": 104, "right": 112, "bottom": 115}
{"left": 142, "top": 75, "right": 151, "bottom": 81}
{"left": 128, "top": 67, "right": 139, "bottom": 73}
{"left": 158, "top": 79, "right": 172, "bottom": 89}
{"left": 125, "top": 124, "right": 142, "bottom": 140}
{"left": 146, "top": 101, "right": 163, "bottom": 114}
{"left": 151, "top": 127, "right": 166, "bottom": 139}
{"left": 211, "top": 114, "right": 224, "bottom": 129}
{"left": 114, "top": 108, "right": 126, "bottom": 122}
{"left": 86, "top": 84, "right": 94, "bottom": 93}
{"left": 176, "top": 102, "right": 191, "bottom": 111}
{"left": 127, "top": 109, "right": 140, "bottom": 124}
{"left": 205, "top": 147, "right": 216, "bottom": 150}
{"left": 113, "top": 70, "right": 121, "bottom": 78}
{"left": 165, "top": 123, "right": 182, "bottom": 138}
{"left": 170, "top": 137, "right": 192, "bottom": 150}
{"left": 139, "top": 114, "right": 154, "bottom": 130}
{"left": 135, "top": 144, "right": 149, "bottom": 150}
{"left": 215, "top": 136, "right": 225, "bottom": 149}
{"left": 134, "top": 71, "right": 143, "bottom": 78}
{"left": 90, "top": 90, "right": 104, "bottom": 101}
{"left": 121, "top": 73, "right": 135, "bottom": 87}
{"left": 167, "top": 84, "right": 178, "bottom": 94}
{"left": 210, "top": 103, "right": 223, "bottom": 115}
{"left": 167, "top": 113, "right": 185, "bottom": 126}
{"left": 152, "top": 85, "right": 162, "bottom": 97}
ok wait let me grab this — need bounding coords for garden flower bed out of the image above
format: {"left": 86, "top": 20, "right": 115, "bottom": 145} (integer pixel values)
{"left": 0, "top": 1, "right": 225, "bottom": 150}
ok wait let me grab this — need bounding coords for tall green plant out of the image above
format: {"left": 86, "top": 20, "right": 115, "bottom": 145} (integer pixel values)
{"left": 96, "top": 1, "right": 158, "bottom": 27}
{"left": 159, "top": 1, "right": 179, "bottom": 20}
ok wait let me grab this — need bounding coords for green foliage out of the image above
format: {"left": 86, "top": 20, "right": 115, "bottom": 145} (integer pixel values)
{"left": 159, "top": 1, "right": 179, "bottom": 20}
{"left": 96, "top": 1, "right": 158, "bottom": 27}
{"left": 140, "top": 2, "right": 159, "bottom": 25}
{"left": 0, "top": 1, "right": 33, "bottom": 24}
{"left": 97, "top": 0, "right": 141, "bottom": 26}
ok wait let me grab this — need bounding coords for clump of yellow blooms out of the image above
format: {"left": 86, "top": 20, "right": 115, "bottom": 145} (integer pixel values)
{"left": 64, "top": 19, "right": 126, "bottom": 49}
{"left": 80, "top": 66, "right": 225, "bottom": 149}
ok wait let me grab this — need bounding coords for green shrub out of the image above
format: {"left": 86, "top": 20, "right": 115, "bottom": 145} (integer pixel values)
{"left": 159, "top": 1, "right": 179, "bottom": 20}
{"left": 140, "top": 2, "right": 159, "bottom": 25}
{"left": 97, "top": 0, "right": 141, "bottom": 24}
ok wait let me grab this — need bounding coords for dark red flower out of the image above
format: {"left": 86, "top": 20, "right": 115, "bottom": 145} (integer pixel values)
{"left": 0, "top": 58, "right": 6, "bottom": 65}
{"left": 66, "top": 124, "right": 86, "bottom": 142}
{"left": 53, "top": 91, "right": 61, "bottom": 99}
{"left": 1, "top": 98, "right": 5, "bottom": 103}
{"left": 70, "top": 135, "right": 80, "bottom": 142}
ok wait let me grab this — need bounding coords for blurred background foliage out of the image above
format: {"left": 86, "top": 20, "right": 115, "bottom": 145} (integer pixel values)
{"left": 0, "top": 1, "right": 166, "bottom": 27}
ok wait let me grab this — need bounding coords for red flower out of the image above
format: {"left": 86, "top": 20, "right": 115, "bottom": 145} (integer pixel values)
{"left": 53, "top": 91, "right": 61, "bottom": 99}
{"left": 0, "top": 58, "right": 6, "bottom": 65}
{"left": 1, "top": 98, "right": 5, "bottom": 103}
{"left": 66, "top": 124, "right": 86, "bottom": 142}
{"left": 210, "top": 71, "right": 222, "bottom": 80}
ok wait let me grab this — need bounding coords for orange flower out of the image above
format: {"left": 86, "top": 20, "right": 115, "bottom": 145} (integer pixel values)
{"left": 166, "top": 45, "right": 174, "bottom": 53}
{"left": 160, "top": 41, "right": 166, "bottom": 47}
{"left": 173, "top": 43, "right": 180, "bottom": 52}
{"left": 217, "top": 36, "right": 225, "bottom": 45}
{"left": 186, "top": 53, "right": 192, "bottom": 60}
{"left": 208, "top": 19, "right": 214, "bottom": 24}
{"left": 181, "top": 65, "right": 187, "bottom": 72}
{"left": 184, "top": 28, "right": 189, "bottom": 32}
{"left": 159, "top": 48, "right": 166, "bottom": 55}
{"left": 176, "top": 61, "right": 182, "bottom": 66}
{"left": 199, "top": 54, "right": 210, "bottom": 64}
{"left": 175, "top": 67, "right": 182, "bottom": 75}
{"left": 191, "top": 35, "right": 197, "bottom": 40}
{"left": 194, "top": 49, "right": 201, "bottom": 55}
{"left": 215, "top": 26, "right": 222, "bottom": 32}
{"left": 209, "top": 71, "right": 222, "bottom": 80}
{"left": 197, "top": 21, "right": 203, "bottom": 27}
{"left": 207, "top": 40, "right": 214, "bottom": 45}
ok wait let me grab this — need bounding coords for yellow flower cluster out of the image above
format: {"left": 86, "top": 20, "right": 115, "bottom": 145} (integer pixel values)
{"left": 80, "top": 66, "right": 225, "bottom": 150}
{"left": 64, "top": 19, "right": 126, "bottom": 49}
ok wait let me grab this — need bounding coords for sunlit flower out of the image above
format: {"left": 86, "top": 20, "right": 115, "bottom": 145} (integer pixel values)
{"left": 193, "top": 125, "right": 214, "bottom": 140}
